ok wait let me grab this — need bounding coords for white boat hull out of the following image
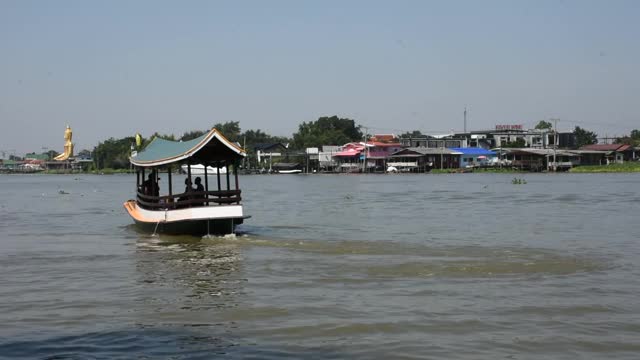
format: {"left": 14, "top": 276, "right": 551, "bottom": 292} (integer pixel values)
{"left": 277, "top": 169, "right": 302, "bottom": 174}
{"left": 124, "top": 200, "right": 245, "bottom": 235}
{"left": 181, "top": 164, "right": 227, "bottom": 175}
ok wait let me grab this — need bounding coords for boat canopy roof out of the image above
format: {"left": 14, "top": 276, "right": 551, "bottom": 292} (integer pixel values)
{"left": 130, "top": 128, "right": 246, "bottom": 167}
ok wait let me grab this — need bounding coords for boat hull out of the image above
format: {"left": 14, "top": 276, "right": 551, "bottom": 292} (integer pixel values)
{"left": 180, "top": 164, "right": 227, "bottom": 175}
{"left": 276, "top": 169, "right": 302, "bottom": 174}
{"left": 124, "top": 200, "right": 245, "bottom": 235}
{"left": 131, "top": 217, "right": 243, "bottom": 235}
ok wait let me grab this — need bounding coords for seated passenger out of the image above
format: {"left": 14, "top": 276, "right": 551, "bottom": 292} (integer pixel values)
{"left": 193, "top": 177, "right": 206, "bottom": 205}
{"left": 177, "top": 178, "right": 194, "bottom": 207}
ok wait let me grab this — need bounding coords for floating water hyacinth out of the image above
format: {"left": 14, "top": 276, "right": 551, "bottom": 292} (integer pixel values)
{"left": 511, "top": 178, "right": 527, "bottom": 185}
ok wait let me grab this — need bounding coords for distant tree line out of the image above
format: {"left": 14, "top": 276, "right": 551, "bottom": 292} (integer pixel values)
{"left": 88, "top": 115, "right": 639, "bottom": 170}
{"left": 91, "top": 116, "right": 361, "bottom": 170}
{"left": 93, "top": 136, "right": 138, "bottom": 169}
{"left": 573, "top": 126, "right": 598, "bottom": 148}
{"left": 292, "top": 116, "right": 362, "bottom": 149}
{"left": 534, "top": 120, "right": 599, "bottom": 148}
{"left": 616, "top": 129, "right": 640, "bottom": 146}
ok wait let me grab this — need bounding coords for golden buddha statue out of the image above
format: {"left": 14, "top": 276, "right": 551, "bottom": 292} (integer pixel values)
{"left": 54, "top": 125, "right": 74, "bottom": 161}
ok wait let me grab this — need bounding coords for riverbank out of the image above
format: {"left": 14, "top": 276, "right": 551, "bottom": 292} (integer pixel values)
{"left": 569, "top": 162, "right": 640, "bottom": 173}
{"left": 429, "top": 167, "right": 530, "bottom": 174}
{"left": 4, "top": 163, "right": 640, "bottom": 175}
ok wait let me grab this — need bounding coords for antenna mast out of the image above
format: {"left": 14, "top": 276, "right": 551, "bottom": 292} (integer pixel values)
{"left": 464, "top": 107, "right": 467, "bottom": 133}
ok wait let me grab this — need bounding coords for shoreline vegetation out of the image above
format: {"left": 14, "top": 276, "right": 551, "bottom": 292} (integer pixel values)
{"left": 5, "top": 119, "right": 640, "bottom": 176}
{"left": 3, "top": 163, "right": 640, "bottom": 175}
{"left": 568, "top": 162, "right": 640, "bottom": 173}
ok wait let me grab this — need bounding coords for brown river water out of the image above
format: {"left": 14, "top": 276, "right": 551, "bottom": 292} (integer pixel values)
{"left": 1, "top": 173, "right": 639, "bottom": 359}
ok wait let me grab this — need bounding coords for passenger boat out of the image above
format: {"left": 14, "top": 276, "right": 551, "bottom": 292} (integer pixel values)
{"left": 124, "top": 128, "right": 248, "bottom": 235}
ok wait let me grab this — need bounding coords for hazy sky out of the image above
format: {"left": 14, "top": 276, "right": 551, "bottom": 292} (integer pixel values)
{"left": 1, "top": 0, "right": 639, "bottom": 155}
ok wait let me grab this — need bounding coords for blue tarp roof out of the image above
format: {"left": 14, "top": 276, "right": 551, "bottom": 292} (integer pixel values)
{"left": 448, "top": 147, "right": 496, "bottom": 156}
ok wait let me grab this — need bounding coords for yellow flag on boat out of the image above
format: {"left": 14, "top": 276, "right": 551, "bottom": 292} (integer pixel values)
{"left": 135, "top": 133, "right": 142, "bottom": 149}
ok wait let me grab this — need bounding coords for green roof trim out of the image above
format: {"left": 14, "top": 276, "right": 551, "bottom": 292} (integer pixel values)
{"left": 130, "top": 128, "right": 246, "bottom": 167}
{"left": 25, "top": 153, "right": 49, "bottom": 160}
{"left": 134, "top": 134, "right": 208, "bottom": 163}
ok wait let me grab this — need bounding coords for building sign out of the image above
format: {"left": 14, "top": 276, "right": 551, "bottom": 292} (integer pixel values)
{"left": 495, "top": 124, "right": 523, "bottom": 131}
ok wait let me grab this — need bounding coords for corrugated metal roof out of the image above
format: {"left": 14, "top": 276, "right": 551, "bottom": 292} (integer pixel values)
{"left": 365, "top": 151, "right": 390, "bottom": 159}
{"left": 390, "top": 147, "right": 461, "bottom": 156}
{"left": 565, "top": 149, "right": 609, "bottom": 155}
{"left": 368, "top": 141, "right": 402, "bottom": 147}
{"left": 333, "top": 148, "right": 362, "bottom": 157}
{"left": 580, "top": 144, "right": 631, "bottom": 152}
{"left": 500, "top": 148, "right": 581, "bottom": 157}
{"left": 369, "top": 134, "right": 397, "bottom": 142}
{"left": 254, "top": 143, "right": 286, "bottom": 151}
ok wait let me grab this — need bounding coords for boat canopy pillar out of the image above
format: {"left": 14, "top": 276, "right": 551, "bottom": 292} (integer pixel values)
{"left": 204, "top": 164, "right": 209, "bottom": 205}
{"left": 168, "top": 166, "right": 172, "bottom": 197}
{"left": 216, "top": 162, "right": 221, "bottom": 192}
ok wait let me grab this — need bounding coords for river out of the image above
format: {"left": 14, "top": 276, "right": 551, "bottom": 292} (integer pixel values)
{"left": 1, "top": 173, "right": 639, "bottom": 359}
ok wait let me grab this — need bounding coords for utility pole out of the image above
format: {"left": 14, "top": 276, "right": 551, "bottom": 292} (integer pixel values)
{"left": 552, "top": 118, "right": 559, "bottom": 172}
{"left": 464, "top": 107, "right": 467, "bottom": 134}
{"left": 440, "top": 140, "right": 444, "bottom": 170}
{"left": 362, "top": 127, "right": 368, "bottom": 173}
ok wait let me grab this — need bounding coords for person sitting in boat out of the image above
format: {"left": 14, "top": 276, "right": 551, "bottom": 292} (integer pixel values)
{"left": 142, "top": 173, "right": 159, "bottom": 198}
{"left": 194, "top": 177, "right": 205, "bottom": 204}
{"left": 177, "top": 178, "right": 194, "bottom": 207}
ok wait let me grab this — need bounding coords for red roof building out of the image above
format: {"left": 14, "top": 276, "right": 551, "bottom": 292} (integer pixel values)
{"left": 580, "top": 144, "right": 631, "bottom": 152}
{"left": 579, "top": 143, "right": 634, "bottom": 163}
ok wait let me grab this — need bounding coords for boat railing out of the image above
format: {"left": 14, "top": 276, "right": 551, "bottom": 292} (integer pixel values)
{"left": 136, "top": 190, "right": 242, "bottom": 210}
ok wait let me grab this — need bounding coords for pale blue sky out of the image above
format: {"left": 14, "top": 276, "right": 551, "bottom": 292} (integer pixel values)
{"left": 1, "top": 0, "right": 639, "bottom": 154}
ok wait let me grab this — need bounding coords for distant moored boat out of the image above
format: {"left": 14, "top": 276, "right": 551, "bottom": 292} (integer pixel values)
{"left": 180, "top": 164, "right": 227, "bottom": 175}
{"left": 277, "top": 169, "right": 302, "bottom": 174}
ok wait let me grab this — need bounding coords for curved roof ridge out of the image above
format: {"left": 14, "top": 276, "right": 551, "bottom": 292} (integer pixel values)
{"left": 130, "top": 128, "right": 245, "bottom": 167}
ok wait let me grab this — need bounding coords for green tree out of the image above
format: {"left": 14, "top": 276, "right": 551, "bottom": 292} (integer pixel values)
{"left": 151, "top": 132, "right": 176, "bottom": 141}
{"left": 181, "top": 130, "right": 206, "bottom": 141}
{"left": 502, "top": 138, "right": 526, "bottom": 148}
{"left": 213, "top": 121, "right": 241, "bottom": 142}
{"left": 292, "top": 116, "right": 363, "bottom": 149}
{"left": 77, "top": 149, "right": 92, "bottom": 159}
{"left": 93, "top": 136, "right": 138, "bottom": 169}
{"left": 179, "top": 122, "right": 240, "bottom": 142}
{"left": 46, "top": 150, "right": 60, "bottom": 160}
{"left": 535, "top": 120, "right": 553, "bottom": 130}
{"left": 241, "top": 129, "right": 290, "bottom": 151}
{"left": 399, "top": 130, "right": 424, "bottom": 138}
{"left": 615, "top": 129, "right": 640, "bottom": 146}
{"left": 574, "top": 126, "right": 598, "bottom": 148}
{"left": 238, "top": 129, "right": 292, "bottom": 168}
